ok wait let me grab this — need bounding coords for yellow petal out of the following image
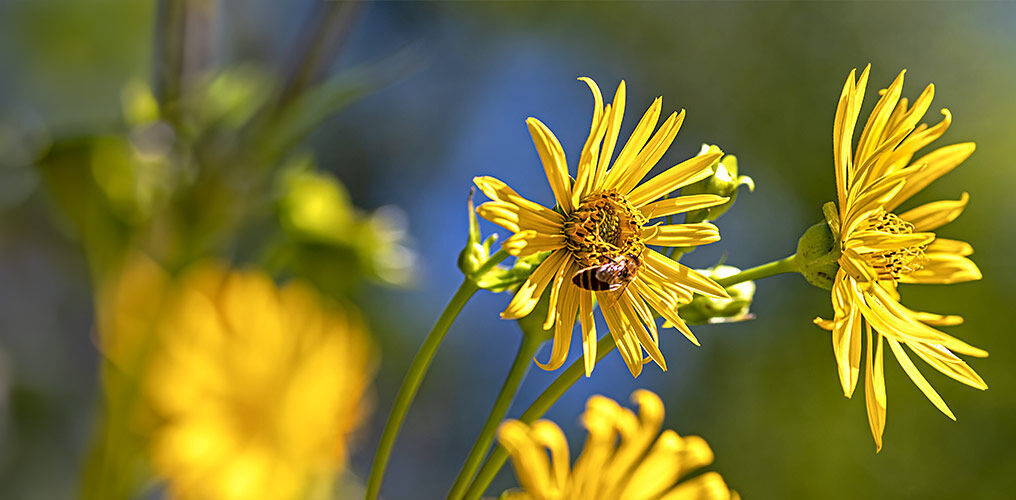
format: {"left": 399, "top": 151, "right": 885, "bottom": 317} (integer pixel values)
{"left": 885, "top": 336, "right": 956, "bottom": 420}
{"left": 898, "top": 192, "right": 969, "bottom": 231}
{"left": 497, "top": 420, "right": 555, "bottom": 494}
{"left": 645, "top": 250, "right": 729, "bottom": 299}
{"left": 854, "top": 69, "right": 906, "bottom": 169}
{"left": 886, "top": 142, "right": 975, "bottom": 211}
{"left": 601, "top": 300, "right": 644, "bottom": 377}
{"left": 501, "top": 249, "right": 568, "bottom": 319}
{"left": 542, "top": 259, "right": 571, "bottom": 330}
{"left": 891, "top": 109, "right": 954, "bottom": 168}
{"left": 845, "top": 231, "right": 935, "bottom": 254}
{"left": 631, "top": 277, "right": 699, "bottom": 346}
{"left": 864, "top": 325, "right": 887, "bottom": 452}
{"left": 621, "top": 289, "right": 666, "bottom": 371}
{"left": 910, "top": 310, "right": 964, "bottom": 327}
{"left": 529, "top": 420, "right": 571, "bottom": 491}
{"left": 612, "top": 110, "right": 686, "bottom": 196}
{"left": 475, "top": 200, "right": 563, "bottom": 236}
{"left": 573, "top": 78, "right": 611, "bottom": 203}
{"left": 526, "top": 117, "right": 573, "bottom": 213}
{"left": 834, "top": 67, "right": 860, "bottom": 210}
{"left": 659, "top": 471, "right": 731, "bottom": 500}
{"left": 640, "top": 194, "right": 729, "bottom": 219}
{"left": 592, "top": 81, "right": 627, "bottom": 192}
{"left": 641, "top": 222, "right": 720, "bottom": 247}
{"left": 502, "top": 230, "right": 565, "bottom": 257}
{"left": 626, "top": 153, "right": 720, "bottom": 207}
{"left": 536, "top": 277, "right": 579, "bottom": 371}
{"left": 899, "top": 253, "right": 982, "bottom": 285}
{"left": 907, "top": 341, "right": 987, "bottom": 390}
{"left": 579, "top": 290, "right": 597, "bottom": 377}
{"left": 927, "top": 238, "right": 974, "bottom": 256}
{"left": 604, "top": 96, "right": 662, "bottom": 189}
{"left": 473, "top": 176, "right": 564, "bottom": 224}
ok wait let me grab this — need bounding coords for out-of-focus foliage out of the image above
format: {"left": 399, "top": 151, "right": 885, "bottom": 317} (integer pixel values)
{"left": 2, "top": 1, "right": 416, "bottom": 498}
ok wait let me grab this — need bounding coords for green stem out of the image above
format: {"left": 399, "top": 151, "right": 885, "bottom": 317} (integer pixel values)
{"left": 153, "top": 0, "right": 186, "bottom": 124}
{"left": 365, "top": 250, "right": 509, "bottom": 500}
{"left": 462, "top": 335, "right": 618, "bottom": 500}
{"left": 447, "top": 332, "right": 543, "bottom": 500}
{"left": 714, "top": 254, "right": 800, "bottom": 288}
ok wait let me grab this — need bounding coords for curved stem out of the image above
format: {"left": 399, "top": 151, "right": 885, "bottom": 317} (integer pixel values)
{"left": 447, "top": 332, "right": 543, "bottom": 500}
{"left": 364, "top": 279, "right": 478, "bottom": 500}
{"left": 462, "top": 335, "right": 618, "bottom": 500}
{"left": 365, "top": 249, "right": 509, "bottom": 500}
{"left": 715, "top": 254, "right": 800, "bottom": 288}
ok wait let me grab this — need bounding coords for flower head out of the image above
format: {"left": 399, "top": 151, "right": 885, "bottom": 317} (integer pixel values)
{"left": 475, "top": 78, "right": 730, "bottom": 377}
{"left": 498, "top": 390, "right": 737, "bottom": 500}
{"left": 145, "top": 263, "right": 375, "bottom": 499}
{"left": 815, "top": 65, "right": 987, "bottom": 450}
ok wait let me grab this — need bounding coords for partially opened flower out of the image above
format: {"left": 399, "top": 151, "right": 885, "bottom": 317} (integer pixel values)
{"left": 145, "top": 263, "right": 375, "bottom": 500}
{"left": 814, "top": 65, "right": 987, "bottom": 450}
{"left": 498, "top": 390, "right": 737, "bottom": 500}
{"left": 475, "top": 78, "right": 730, "bottom": 377}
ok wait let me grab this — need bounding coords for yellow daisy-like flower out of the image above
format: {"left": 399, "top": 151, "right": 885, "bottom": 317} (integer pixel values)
{"left": 498, "top": 390, "right": 737, "bottom": 500}
{"left": 145, "top": 263, "right": 375, "bottom": 500}
{"left": 475, "top": 78, "right": 730, "bottom": 377}
{"left": 814, "top": 65, "right": 987, "bottom": 450}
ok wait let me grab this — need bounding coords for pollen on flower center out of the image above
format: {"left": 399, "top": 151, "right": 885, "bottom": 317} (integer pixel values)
{"left": 563, "top": 191, "right": 646, "bottom": 267}
{"left": 866, "top": 210, "right": 928, "bottom": 281}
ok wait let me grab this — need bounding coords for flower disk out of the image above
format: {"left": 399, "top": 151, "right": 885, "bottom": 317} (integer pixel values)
{"left": 475, "top": 77, "right": 731, "bottom": 377}
{"left": 815, "top": 65, "right": 987, "bottom": 451}
{"left": 497, "top": 390, "right": 737, "bottom": 500}
{"left": 145, "top": 263, "right": 375, "bottom": 500}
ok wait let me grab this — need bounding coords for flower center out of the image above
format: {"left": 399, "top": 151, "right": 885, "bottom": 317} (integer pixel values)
{"left": 563, "top": 191, "right": 646, "bottom": 268}
{"left": 865, "top": 210, "right": 928, "bottom": 281}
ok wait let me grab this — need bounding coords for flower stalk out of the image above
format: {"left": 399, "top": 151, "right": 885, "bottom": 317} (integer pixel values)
{"left": 462, "top": 334, "right": 618, "bottom": 500}
{"left": 446, "top": 327, "right": 544, "bottom": 500}
{"left": 364, "top": 248, "right": 509, "bottom": 500}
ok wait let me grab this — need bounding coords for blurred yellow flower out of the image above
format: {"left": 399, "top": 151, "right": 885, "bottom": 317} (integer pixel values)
{"left": 498, "top": 390, "right": 737, "bottom": 500}
{"left": 475, "top": 77, "right": 730, "bottom": 377}
{"left": 814, "top": 65, "right": 987, "bottom": 450}
{"left": 145, "top": 263, "right": 375, "bottom": 500}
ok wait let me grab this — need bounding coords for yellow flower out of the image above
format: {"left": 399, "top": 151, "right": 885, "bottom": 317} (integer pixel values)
{"left": 475, "top": 78, "right": 730, "bottom": 377}
{"left": 814, "top": 65, "right": 987, "bottom": 451}
{"left": 498, "top": 390, "right": 737, "bottom": 500}
{"left": 145, "top": 263, "right": 375, "bottom": 500}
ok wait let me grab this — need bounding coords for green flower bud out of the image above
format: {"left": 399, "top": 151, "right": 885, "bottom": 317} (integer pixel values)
{"left": 677, "top": 265, "right": 756, "bottom": 325}
{"left": 682, "top": 145, "right": 754, "bottom": 223}
{"left": 457, "top": 188, "right": 549, "bottom": 292}
{"left": 795, "top": 210, "right": 841, "bottom": 290}
{"left": 458, "top": 187, "right": 490, "bottom": 276}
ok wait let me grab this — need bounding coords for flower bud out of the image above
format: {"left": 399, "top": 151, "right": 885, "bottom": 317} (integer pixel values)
{"left": 457, "top": 188, "right": 550, "bottom": 292}
{"left": 795, "top": 216, "right": 841, "bottom": 290}
{"left": 458, "top": 187, "right": 490, "bottom": 276}
{"left": 681, "top": 145, "right": 754, "bottom": 223}
{"left": 677, "top": 265, "right": 755, "bottom": 325}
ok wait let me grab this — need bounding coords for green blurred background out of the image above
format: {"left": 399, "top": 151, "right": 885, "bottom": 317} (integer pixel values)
{"left": 1, "top": 1, "right": 1014, "bottom": 498}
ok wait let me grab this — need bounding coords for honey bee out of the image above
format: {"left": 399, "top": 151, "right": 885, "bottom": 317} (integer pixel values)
{"left": 571, "top": 252, "right": 642, "bottom": 292}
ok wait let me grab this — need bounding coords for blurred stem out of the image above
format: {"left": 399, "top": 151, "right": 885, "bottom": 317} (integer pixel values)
{"left": 365, "top": 249, "right": 509, "bottom": 500}
{"left": 462, "top": 334, "right": 618, "bottom": 500}
{"left": 447, "top": 331, "right": 543, "bottom": 500}
{"left": 153, "top": 0, "right": 187, "bottom": 124}
{"left": 276, "top": 0, "right": 361, "bottom": 111}
{"left": 715, "top": 254, "right": 800, "bottom": 287}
